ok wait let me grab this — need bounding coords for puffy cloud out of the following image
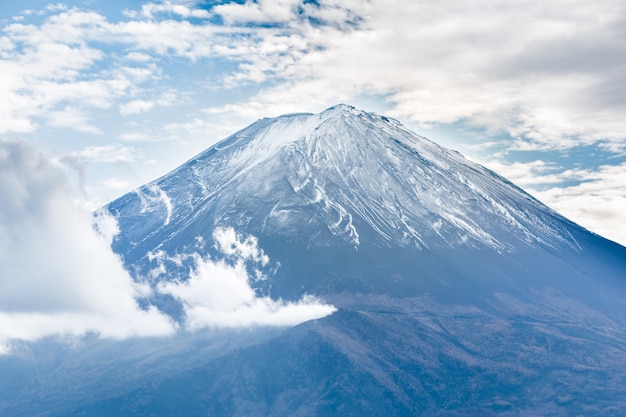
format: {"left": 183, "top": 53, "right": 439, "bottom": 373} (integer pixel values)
{"left": 0, "top": 140, "right": 176, "bottom": 353}
{"left": 157, "top": 228, "right": 337, "bottom": 330}
{"left": 214, "top": 0, "right": 303, "bottom": 25}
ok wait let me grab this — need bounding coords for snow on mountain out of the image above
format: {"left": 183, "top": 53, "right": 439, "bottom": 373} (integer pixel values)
{"left": 108, "top": 104, "right": 585, "bottom": 273}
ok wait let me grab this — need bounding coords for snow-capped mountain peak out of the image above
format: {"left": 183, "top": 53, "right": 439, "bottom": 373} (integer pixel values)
{"left": 109, "top": 104, "right": 582, "bottom": 264}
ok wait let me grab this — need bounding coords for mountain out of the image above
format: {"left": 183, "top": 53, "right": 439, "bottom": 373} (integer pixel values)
{"left": 3, "top": 104, "right": 626, "bottom": 416}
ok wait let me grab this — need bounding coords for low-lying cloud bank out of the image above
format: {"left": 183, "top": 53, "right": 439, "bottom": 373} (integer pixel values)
{"left": 157, "top": 228, "right": 337, "bottom": 330}
{"left": 0, "top": 140, "right": 335, "bottom": 354}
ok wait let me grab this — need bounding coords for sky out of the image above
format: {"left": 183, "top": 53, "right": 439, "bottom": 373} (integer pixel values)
{"left": 1, "top": 0, "right": 625, "bottom": 245}
{"left": 0, "top": 0, "right": 625, "bottom": 348}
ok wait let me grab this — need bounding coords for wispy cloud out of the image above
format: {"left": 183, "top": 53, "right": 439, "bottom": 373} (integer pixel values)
{"left": 63, "top": 144, "right": 137, "bottom": 164}
{"left": 101, "top": 177, "right": 133, "bottom": 192}
{"left": 55, "top": 144, "right": 138, "bottom": 195}
{"left": 481, "top": 159, "right": 589, "bottom": 188}
{"left": 119, "top": 92, "right": 175, "bottom": 116}
{"left": 533, "top": 163, "right": 626, "bottom": 246}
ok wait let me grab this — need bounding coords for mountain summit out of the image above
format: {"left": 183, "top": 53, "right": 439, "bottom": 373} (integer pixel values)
{"left": 4, "top": 105, "right": 626, "bottom": 416}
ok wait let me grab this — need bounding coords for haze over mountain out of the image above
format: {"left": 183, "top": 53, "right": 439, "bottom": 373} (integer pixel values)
{"left": 2, "top": 105, "right": 626, "bottom": 416}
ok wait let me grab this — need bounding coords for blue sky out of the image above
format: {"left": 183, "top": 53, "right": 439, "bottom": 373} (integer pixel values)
{"left": 1, "top": 0, "right": 625, "bottom": 246}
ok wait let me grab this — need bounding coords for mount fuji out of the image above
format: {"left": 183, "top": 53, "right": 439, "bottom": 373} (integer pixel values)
{"left": 2, "top": 104, "right": 626, "bottom": 416}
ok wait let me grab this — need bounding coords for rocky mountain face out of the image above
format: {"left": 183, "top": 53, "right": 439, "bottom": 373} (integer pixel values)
{"left": 2, "top": 105, "right": 626, "bottom": 416}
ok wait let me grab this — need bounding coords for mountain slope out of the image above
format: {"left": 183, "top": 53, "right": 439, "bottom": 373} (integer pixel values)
{"left": 2, "top": 104, "right": 626, "bottom": 416}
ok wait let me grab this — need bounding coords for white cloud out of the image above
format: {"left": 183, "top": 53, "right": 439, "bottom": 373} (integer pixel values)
{"left": 55, "top": 145, "right": 138, "bottom": 195}
{"left": 533, "top": 163, "right": 626, "bottom": 247}
{"left": 0, "top": 4, "right": 353, "bottom": 135}
{"left": 0, "top": 38, "right": 128, "bottom": 134}
{"left": 120, "top": 92, "right": 175, "bottom": 116}
{"left": 139, "top": 2, "right": 212, "bottom": 19}
{"left": 0, "top": 140, "right": 176, "bottom": 353}
{"left": 4, "top": 1, "right": 626, "bottom": 150}
{"left": 0, "top": 9, "right": 157, "bottom": 135}
{"left": 476, "top": 158, "right": 626, "bottom": 246}
{"left": 213, "top": 227, "right": 269, "bottom": 265}
{"left": 120, "top": 99, "right": 155, "bottom": 115}
{"left": 124, "top": 51, "right": 152, "bottom": 62}
{"left": 214, "top": 0, "right": 301, "bottom": 25}
{"left": 157, "top": 228, "right": 337, "bottom": 330}
{"left": 46, "top": 106, "right": 101, "bottom": 133}
{"left": 480, "top": 159, "right": 593, "bottom": 188}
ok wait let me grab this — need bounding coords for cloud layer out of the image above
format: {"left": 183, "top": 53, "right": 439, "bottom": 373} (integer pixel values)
{"left": 0, "top": 140, "right": 176, "bottom": 353}
{"left": 0, "top": 140, "right": 335, "bottom": 352}
{"left": 200, "top": 0, "right": 626, "bottom": 152}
